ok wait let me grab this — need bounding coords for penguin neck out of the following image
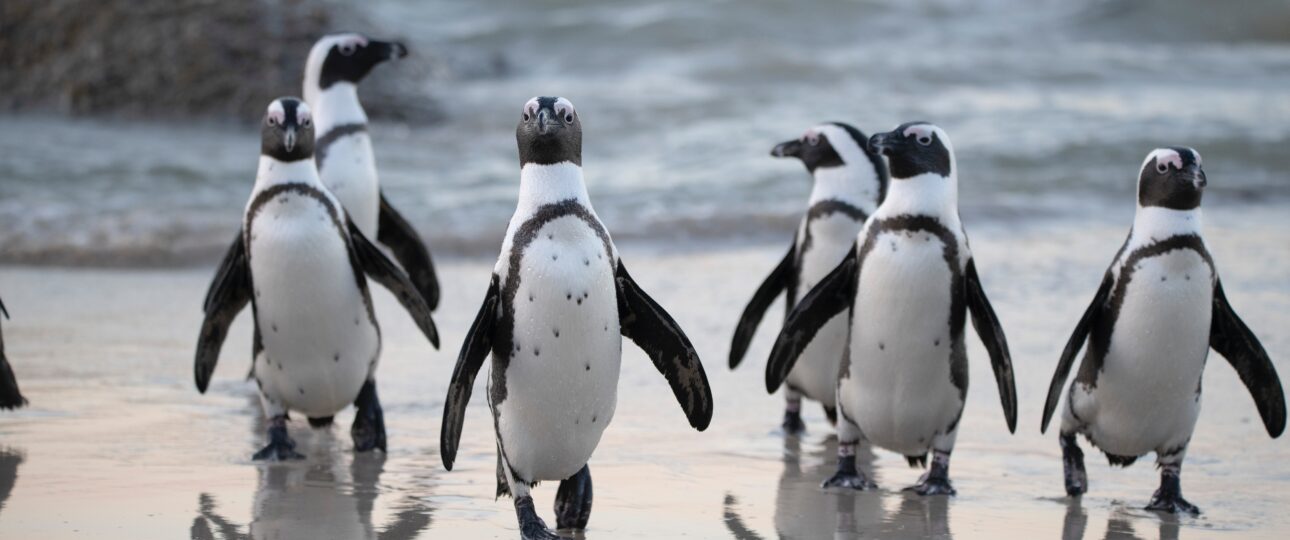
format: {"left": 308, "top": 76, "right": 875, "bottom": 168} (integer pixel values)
{"left": 877, "top": 172, "right": 958, "bottom": 218}
{"left": 255, "top": 156, "right": 322, "bottom": 191}
{"left": 517, "top": 162, "right": 591, "bottom": 210}
{"left": 809, "top": 164, "right": 881, "bottom": 215}
{"left": 310, "top": 83, "right": 368, "bottom": 134}
{"left": 1131, "top": 205, "right": 1203, "bottom": 244}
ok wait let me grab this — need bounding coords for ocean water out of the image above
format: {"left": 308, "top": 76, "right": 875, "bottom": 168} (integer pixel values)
{"left": 2, "top": 0, "right": 1290, "bottom": 264}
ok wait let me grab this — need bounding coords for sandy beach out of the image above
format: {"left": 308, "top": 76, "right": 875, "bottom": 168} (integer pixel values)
{"left": 0, "top": 202, "right": 1286, "bottom": 539}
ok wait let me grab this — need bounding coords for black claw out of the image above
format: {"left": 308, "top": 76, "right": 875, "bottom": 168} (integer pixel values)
{"left": 555, "top": 465, "right": 593, "bottom": 530}
{"left": 1061, "top": 433, "right": 1088, "bottom": 496}
{"left": 782, "top": 409, "right": 806, "bottom": 436}
{"left": 1145, "top": 471, "right": 1200, "bottom": 515}
{"left": 821, "top": 455, "right": 877, "bottom": 490}
{"left": 352, "top": 380, "right": 387, "bottom": 453}
{"left": 515, "top": 496, "right": 560, "bottom": 539}
{"left": 253, "top": 421, "right": 304, "bottom": 461}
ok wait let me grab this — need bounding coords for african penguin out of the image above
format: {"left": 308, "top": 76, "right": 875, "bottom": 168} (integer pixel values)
{"left": 0, "top": 297, "right": 27, "bottom": 410}
{"left": 730, "top": 122, "right": 888, "bottom": 435}
{"left": 195, "top": 97, "right": 439, "bottom": 461}
{"left": 1041, "top": 147, "right": 1286, "bottom": 515}
{"left": 303, "top": 33, "right": 441, "bottom": 311}
{"left": 439, "top": 97, "right": 714, "bottom": 540}
{"left": 766, "top": 122, "right": 1018, "bottom": 496}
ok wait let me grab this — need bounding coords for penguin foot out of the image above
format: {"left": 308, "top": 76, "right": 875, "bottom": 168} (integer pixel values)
{"left": 554, "top": 465, "right": 593, "bottom": 530}
{"left": 781, "top": 409, "right": 806, "bottom": 436}
{"left": 351, "top": 380, "right": 387, "bottom": 453}
{"left": 821, "top": 455, "right": 876, "bottom": 490}
{"left": 1145, "top": 473, "right": 1199, "bottom": 515}
{"left": 1060, "top": 432, "right": 1088, "bottom": 496}
{"left": 515, "top": 496, "right": 560, "bottom": 540}
{"left": 253, "top": 421, "right": 304, "bottom": 461}
{"left": 905, "top": 474, "right": 956, "bottom": 496}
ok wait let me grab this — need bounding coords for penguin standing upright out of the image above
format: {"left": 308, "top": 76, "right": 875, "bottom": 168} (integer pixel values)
{"left": 0, "top": 297, "right": 27, "bottom": 410}
{"left": 195, "top": 97, "right": 439, "bottom": 460}
{"left": 766, "top": 122, "right": 1017, "bottom": 495}
{"left": 439, "top": 97, "right": 714, "bottom": 540}
{"left": 1041, "top": 147, "right": 1286, "bottom": 514}
{"left": 730, "top": 122, "right": 888, "bottom": 434}
{"left": 302, "top": 33, "right": 440, "bottom": 310}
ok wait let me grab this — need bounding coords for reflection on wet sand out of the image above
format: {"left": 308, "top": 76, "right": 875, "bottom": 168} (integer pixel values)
{"left": 190, "top": 427, "right": 433, "bottom": 540}
{"left": 724, "top": 437, "right": 952, "bottom": 539}
{"left": 0, "top": 447, "right": 22, "bottom": 515}
{"left": 1061, "top": 499, "right": 1181, "bottom": 540}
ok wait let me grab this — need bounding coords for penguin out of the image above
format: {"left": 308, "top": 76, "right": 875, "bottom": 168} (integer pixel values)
{"left": 0, "top": 297, "right": 27, "bottom": 410}
{"left": 302, "top": 33, "right": 440, "bottom": 311}
{"left": 439, "top": 97, "right": 714, "bottom": 539}
{"left": 765, "top": 122, "right": 1018, "bottom": 495}
{"left": 1040, "top": 147, "right": 1286, "bottom": 515}
{"left": 729, "top": 122, "right": 888, "bottom": 434}
{"left": 195, "top": 97, "right": 439, "bottom": 460}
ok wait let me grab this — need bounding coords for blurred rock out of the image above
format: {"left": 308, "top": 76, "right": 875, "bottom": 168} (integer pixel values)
{"left": 0, "top": 0, "right": 440, "bottom": 124}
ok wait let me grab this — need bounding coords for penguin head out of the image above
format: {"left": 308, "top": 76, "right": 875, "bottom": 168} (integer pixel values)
{"left": 867, "top": 122, "right": 954, "bottom": 180}
{"left": 1138, "top": 147, "right": 1206, "bottom": 210}
{"left": 261, "top": 98, "right": 315, "bottom": 162}
{"left": 771, "top": 123, "right": 870, "bottom": 173}
{"left": 516, "top": 96, "right": 582, "bottom": 166}
{"left": 305, "top": 33, "right": 408, "bottom": 92}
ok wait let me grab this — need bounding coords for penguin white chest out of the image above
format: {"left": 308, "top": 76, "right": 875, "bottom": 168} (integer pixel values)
{"left": 493, "top": 215, "right": 622, "bottom": 482}
{"left": 248, "top": 195, "right": 378, "bottom": 418}
{"left": 843, "top": 229, "right": 962, "bottom": 455}
{"left": 318, "top": 132, "right": 380, "bottom": 238}
{"left": 1080, "top": 249, "right": 1213, "bottom": 455}
{"left": 786, "top": 213, "right": 864, "bottom": 405}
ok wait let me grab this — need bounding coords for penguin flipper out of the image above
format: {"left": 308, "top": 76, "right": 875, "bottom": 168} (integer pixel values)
{"left": 347, "top": 219, "right": 440, "bottom": 349}
{"left": 1041, "top": 273, "right": 1112, "bottom": 433}
{"left": 729, "top": 243, "right": 795, "bottom": 370}
{"left": 964, "top": 258, "right": 1018, "bottom": 434}
{"left": 765, "top": 245, "right": 857, "bottom": 394}
{"left": 0, "top": 307, "right": 27, "bottom": 410}
{"left": 195, "top": 234, "right": 252, "bottom": 394}
{"left": 615, "top": 260, "right": 714, "bottom": 431}
{"left": 1210, "top": 279, "right": 1287, "bottom": 438}
{"left": 377, "top": 192, "right": 441, "bottom": 311}
{"left": 440, "top": 274, "right": 499, "bottom": 470}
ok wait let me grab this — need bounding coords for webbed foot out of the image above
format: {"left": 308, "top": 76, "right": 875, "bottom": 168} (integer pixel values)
{"left": 555, "top": 465, "right": 593, "bottom": 530}
{"left": 253, "top": 419, "right": 304, "bottom": 461}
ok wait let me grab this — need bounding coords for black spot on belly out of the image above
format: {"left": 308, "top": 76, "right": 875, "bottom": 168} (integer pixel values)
{"left": 592, "top": 415, "right": 597, "bottom": 423}
{"left": 552, "top": 254, "right": 558, "bottom": 261}
{"left": 1161, "top": 276, "right": 1167, "bottom": 282}
{"left": 298, "top": 387, "right": 305, "bottom": 395}
{"left": 1185, "top": 274, "right": 1191, "bottom": 281}
{"left": 534, "top": 348, "right": 541, "bottom": 357}
{"left": 567, "top": 293, "right": 572, "bottom": 300}
{"left": 277, "top": 363, "right": 283, "bottom": 371}
{"left": 333, "top": 353, "right": 340, "bottom": 362}
{"left": 255, "top": 289, "right": 261, "bottom": 298}
{"left": 553, "top": 329, "right": 560, "bottom": 338}
{"left": 584, "top": 259, "right": 590, "bottom": 266}
{"left": 272, "top": 323, "right": 279, "bottom": 333}
{"left": 577, "top": 298, "right": 582, "bottom": 305}
{"left": 529, "top": 294, "right": 534, "bottom": 302}
{"left": 879, "top": 342, "right": 885, "bottom": 351}
{"left": 548, "top": 234, "right": 554, "bottom": 240}
{"left": 354, "top": 317, "right": 360, "bottom": 326}
{"left": 585, "top": 364, "right": 590, "bottom": 371}
{"left": 934, "top": 339, "right": 940, "bottom": 347}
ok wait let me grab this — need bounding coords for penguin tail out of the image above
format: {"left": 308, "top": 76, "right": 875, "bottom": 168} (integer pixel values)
{"left": 905, "top": 454, "right": 928, "bottom": 469}
{"left": 307, "top": 416, "right": 335, "bottom": 428}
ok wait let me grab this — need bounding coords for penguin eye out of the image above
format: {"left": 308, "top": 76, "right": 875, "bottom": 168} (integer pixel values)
{"left": 917, "top": 136, "right": 932, "bottom": 146}
{"left": 522, "top": 112, "right": 530, "bottom": 122}
{"left": 300, "top": 116, "right": 312, "bottom": 128}
{"left": 339, "top": 43, "right": 357, "bottom": 56}
{"left": 1157, "top": 163, "right": 1169, "bottom": 174}
{"left": 806, "top": 134, "right": 820, "bottom": 146}
{"left": 266, "top": 115, "right": 278, "bottom": 127}
{"left": 564, "top": 112, "right": 574, "bottom": 123}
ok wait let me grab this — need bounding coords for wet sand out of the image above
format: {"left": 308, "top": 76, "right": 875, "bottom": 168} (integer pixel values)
{"left": 0, "top": 204, "right": 1287, "bottom": 539}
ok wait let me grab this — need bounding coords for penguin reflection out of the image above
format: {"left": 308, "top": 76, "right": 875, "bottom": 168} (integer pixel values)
{"left": 1060, "top": 499, "right": 1180, "bottom": 540}
{"left": 0, "top": 447, "right": 24, "bottom": 516}
{"left": 190, "top": 452, "right": 431, "bottom": 540}
{"left": 723, "top": 437, "right": 948, "bottom": 539}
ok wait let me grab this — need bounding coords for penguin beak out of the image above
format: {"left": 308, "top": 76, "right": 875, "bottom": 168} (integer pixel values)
{"left": 867, "top": 132, "right": 896, "bottom": 156}
{"left": 536, "top": 108, "right": 558, "bottom": 135}
{"left": 283, "top": 127, "right": 297, "bottom": 152}
{"left": 771, "top": 139, "right": 802, "bottom": 159}
{"left": 371, "top": 40, "right": 409, "bottom": 61}
{"left": 1183, "top": 165, "right": 1207, "bottom": 189}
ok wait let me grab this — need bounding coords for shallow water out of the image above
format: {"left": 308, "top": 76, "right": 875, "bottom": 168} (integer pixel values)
{"left": 3, "top": 0, "right": 1290, "bottom": 263}
{"left": 0, "top": 202, "right": 1287, "bottom": 539}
